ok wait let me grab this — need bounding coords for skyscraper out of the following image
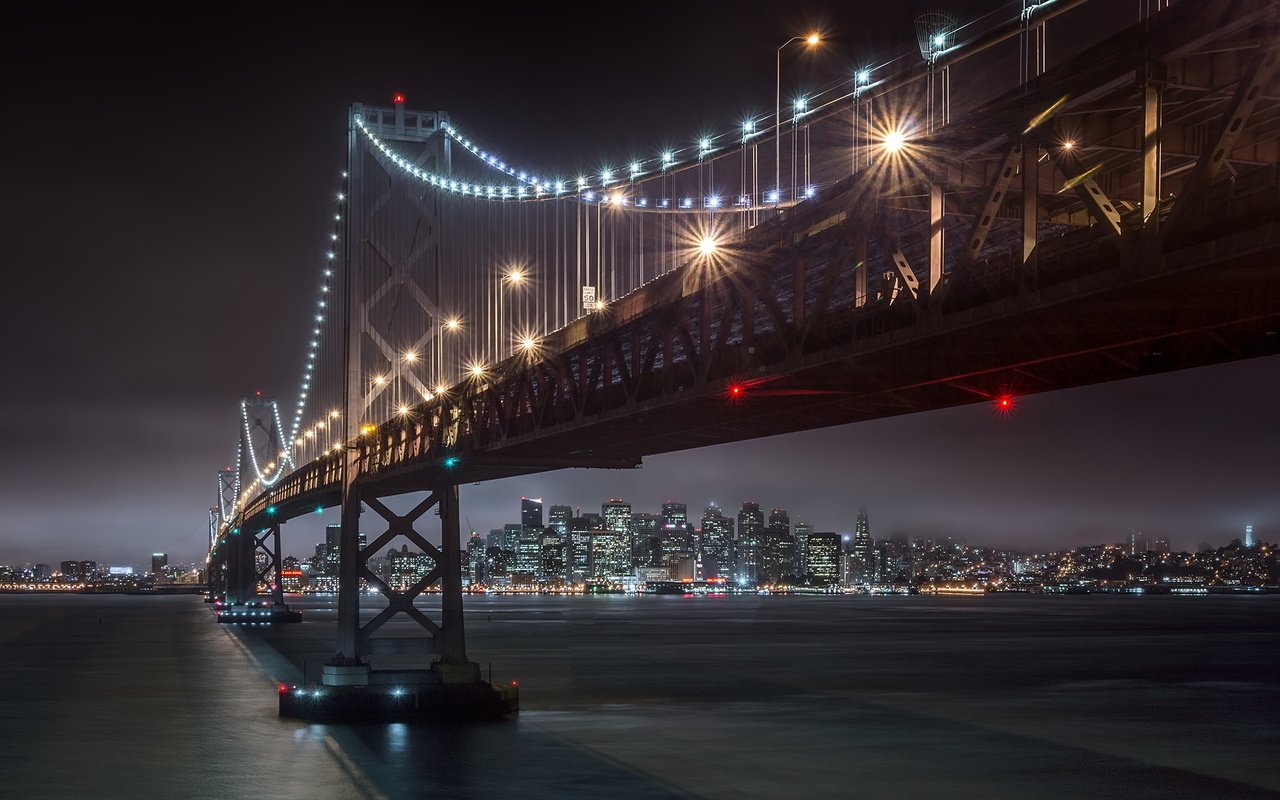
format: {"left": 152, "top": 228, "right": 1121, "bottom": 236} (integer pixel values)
{"left": 509, "top": 522, "right": 539, "bottom": 579}
{"left": 736, "top": 501, "right": 765, "bottom": 584}
{"left": 568, "top": 515, "right": 594, "bottom": 582}
{"left": 661, "top": 501, "right": 688, "bottom": 529}
{"left": 521, "top": 497, "right": 544, "bottom": 531}
{"left": 699, "top": 505, "right": 734, "bottom": 580}
{"left": 761, "top": 508, "right": 795, "bottom": 584}
{"left": 548, "top": 505, "right": 573, "bottom": 537}
{"left": 602, "top": 499, "right": 633, "bottom": 572}
{"left": 850, "top": 509, "right": 876, "bottom": 584}
{"left": 323, "top": 524, "right": 364, "bottom": 577}
{"left": 540, "top": 528, "right": 566, "bottom": 582}
{"left": 589, "top": 527, "right": 631, "bottom": 578}
{"left": 632, "top": 512, "right": 661, "bottom": 567}
{"left": 487, "top": 528, "right": 507, "bottom": 551}
{"left": 807, "top": 533, "right": 841, "bottom": 585}
{"left": 151, "top": 553, "right": 168, "bottom": 576}
{"left": 794, "top": 521, "right": 813, "bottom": 580}
{"left": 466, "top": 531, "right": 486, "bottom": 584}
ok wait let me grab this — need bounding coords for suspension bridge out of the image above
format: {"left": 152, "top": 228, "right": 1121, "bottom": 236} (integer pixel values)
{"left": 205, "top": 0, "right": 1279, "bottom": 720}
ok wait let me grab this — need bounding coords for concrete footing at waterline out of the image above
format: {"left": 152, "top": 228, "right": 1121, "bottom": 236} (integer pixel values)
{"left": 213, "top": 601, "right": 302, "bottom": 624}
{"left": 278, "top": 678, "right": 519, "bottom": 723}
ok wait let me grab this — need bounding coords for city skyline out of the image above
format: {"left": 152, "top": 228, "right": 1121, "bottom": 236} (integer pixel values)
{"left": 2, "top": 1, "right": 1276, "bottom": 566}
{"left": 8, "top": 458, "right": 1266, "bottom": 568}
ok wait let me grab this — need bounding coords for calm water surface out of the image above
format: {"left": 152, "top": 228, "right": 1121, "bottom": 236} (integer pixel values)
{"left": 1, "top": 593, "right": 1277, "bottom": 799}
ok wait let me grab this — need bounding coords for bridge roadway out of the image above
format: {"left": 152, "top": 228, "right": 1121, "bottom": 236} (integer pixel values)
{"left": 234, "top": 6, "right": 1280, "bottom": 537}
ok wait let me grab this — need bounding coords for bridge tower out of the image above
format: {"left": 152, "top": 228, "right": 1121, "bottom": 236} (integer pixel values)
{"left": 319, "top": 97, "right": 488, "bottom": 699}
{"left": 215, "top": 396, "right": 300, "bottom": 622}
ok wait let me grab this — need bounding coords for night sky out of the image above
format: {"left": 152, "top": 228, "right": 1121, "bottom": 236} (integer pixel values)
{"left": 3, "top": 1, "right": 1276, "bottom": 567}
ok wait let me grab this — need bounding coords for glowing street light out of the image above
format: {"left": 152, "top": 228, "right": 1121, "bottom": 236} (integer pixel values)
{"left": 698, "top": 236, "right": 720, "bottom": 257}
{"left": 882, "top": 129, "right": 907, "bottom": 154}
{"left": 777, "top": 32, "right": 822, "bottom": 204}
{"left": 520, "top": 336, "right": 537, "bottom": 352}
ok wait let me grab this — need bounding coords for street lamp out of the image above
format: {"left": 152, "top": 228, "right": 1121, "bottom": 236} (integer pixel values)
{"left": 499, "top": 268, "right": 526, "bottom": 360}
{"left": 438, "top": 317, "right": 461, "bottom": 390}
{"left": 776, "top": 32, "right": 822, "bottom": 204}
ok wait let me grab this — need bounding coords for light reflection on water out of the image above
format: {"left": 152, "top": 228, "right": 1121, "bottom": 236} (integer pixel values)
{"left": 0, "top": 593, "right": 1277, "bottom": 799}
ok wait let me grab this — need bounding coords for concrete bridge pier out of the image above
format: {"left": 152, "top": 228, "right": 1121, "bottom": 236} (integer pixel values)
{"left": 431, "top": 484, "right": 481, "bottom": 685}
{"left": 292, "top": 480, "right": 514, "bottom": 721}
{"left": 215, "top": 523, "right": 301, "bottom": 623}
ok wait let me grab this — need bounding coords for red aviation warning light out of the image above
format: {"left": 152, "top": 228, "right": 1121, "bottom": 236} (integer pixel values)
{"left": 393, "top": 93, "right": 405, "bottom": 104}
{"left": 730, "top": 385, "right": 742, "bottom": 396}
{"left": 995, "top": 395, "right": 1016, "bottom": 415}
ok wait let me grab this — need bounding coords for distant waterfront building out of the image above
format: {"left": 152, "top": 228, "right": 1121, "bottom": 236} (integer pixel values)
{"left": 661, "top": 502, "right": 688, "bottom": 529}
{"left": 737, "top": 501, "right": 765, "bottom": 583}
{"left": 540, "top": 528, "right": 566, "bottom": 582}
{"left": 467, "top": 532, "right": 486, "bottom": 584}
{"left": 589, "top": 527, "right": 631, "bottom": 578}
{"left": 660, "top": 522, "right": 695, "bottom": 579}
{"left": 761, "top": 508, "right": 794, "bottom": 584}
{"left": 59, "top": 560, "right": 97, "bottom": 582}
{"left": 794, "top": 522, "right": 813, "bottom": 580}
{"left": 548, "top": 505, "right": 573, "bottom": 537}
{"left": 518, "top": 497, "right": 545, "bottom": 580}
{"left": 151, "top": 553, "right": 168, "bottom": 576}
{"left": 386, "top": 544, "right": 435, "bottom": 591}
{"left": 877, "top": 539, "right": 910, "bottom": 584}
{"left": 324, "top": 524, "right": 343, "bottom": 576}
{"left": 33, "top": 564, "right": 52, "bottom": 581}
{"left": 280, "top": 568, "right": 304, "bottom": 592}
{"left": 568, "top": 516, "right": 593, "bottom": 582}
{"left": 807, "top": 533, "right": 842, "bottom": 585}
{"left": 521, "top": 497, "right": 544, "bottom": 531}
{"left": 485, "top": 546, "right": 509, "bottom": 584}
{"left": 632, "top": 512, "right": 662, "bottom": 567}
{"left": 850, "top": 509, "right": 876, "bottom": 584}
{"left": 487, "top": 528, "right": 506, "bottom": 550}
{"left": 1129, "top": 529, "right": 1149, "bottom": 556}
{"left": 510, "top": 522, "right": 539, "bottom": 580}
{"left": 602, "top": 499, "right": 633, "bottom": 569}
{"left": 699, "top": 505, "right": 734, "bottom": 580}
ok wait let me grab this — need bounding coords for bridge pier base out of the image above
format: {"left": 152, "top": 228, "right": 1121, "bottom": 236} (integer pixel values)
{"left": 215, "top": 524, "right": 301, "bottom": 624}
{"left": 300, "top": 481, "right": 514, "bottom": 721}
